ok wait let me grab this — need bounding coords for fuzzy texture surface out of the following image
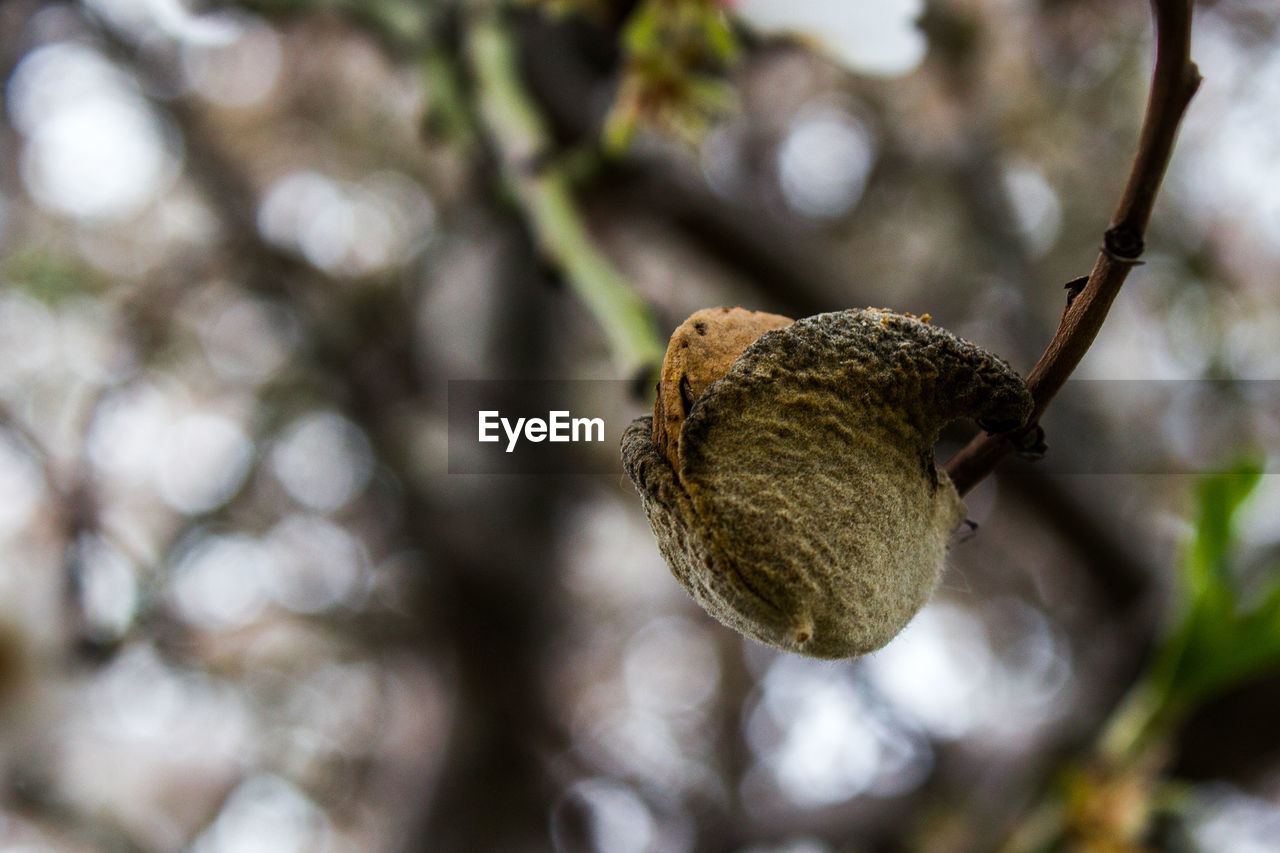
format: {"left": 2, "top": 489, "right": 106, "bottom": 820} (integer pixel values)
{"left": 622, "top": 308, "right": 1033, "bottom": 659}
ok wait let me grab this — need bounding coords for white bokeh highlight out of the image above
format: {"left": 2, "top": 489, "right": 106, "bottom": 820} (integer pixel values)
{"left": 0, "top": 430, "right": 45, "bottom": 541}
{"left": 181, "top": 15, "right": 283, "bottom": 108}
{"left": 551, "top": 779, "right": 659, "bottom": 853}
{"left": 191, "top": 774, "right": 330, "bottom": 853}
{"left": 263, "top": 514, "right": 364, "bottom": 613}
{"left": 270, "top": 411, "right": 374, "bottom": 513}
{"left": 257, "top": 170, "right": 435, "bottom": 275}
{"left": 777, "top": 104, "right": 876, "bottom": 218}
{"left": 734, "top": 0, "right": 927, "bottom": 77}
{"left": 155, "top": 412, "right": 254, "bottom": 514}
{"left": 0, "top": 291, "right": 60, "bottom": 389}
{"left": 199, "top": 295, "right": 298, "bottom": 384}
{"left": 863, "top": 599, "right": 1071, "bottom": 742}
{"left": 747, "top": 656, "right": 929, "bottom": 808}
{"left": 1001, "top": 160, "right": 1063, "bottom": 257}
{"left": 7, "top": 42, "right": 180, "bottom": 223}
{"left": 170, "top": 533, "right": 271, "bottom": 630}
{"left": 1186, "top": 784, "right": 1280, "bottom": 853}
{"left": 77, "top": 534, "right": 139, "bottom": 638}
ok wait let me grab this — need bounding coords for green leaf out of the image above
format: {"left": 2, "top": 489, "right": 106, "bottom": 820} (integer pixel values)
{"left": 1199, "top": 570, "right": 1280, "bottom": 692}
{"left": 1103, "top": 463, "right": 1277, "bottom": 757}
{"left": 698, "top": 7, "right": 741, "bottom": 63}
{"left": 622, "top": 1, "right": 663, "bottom": 55}
{"left": 1159, "top": 460, "right": 1274, "bottom": 705}
{"left": 1184, "top": 462, "right": 1263, "bottom": 597}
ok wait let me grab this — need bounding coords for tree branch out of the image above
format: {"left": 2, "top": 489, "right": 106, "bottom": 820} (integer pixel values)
{"left": 945, "top": 0, "right": 1201, "bottom": 495}
{"left": 464, "top": 7, "right": 666, "bottom": 382}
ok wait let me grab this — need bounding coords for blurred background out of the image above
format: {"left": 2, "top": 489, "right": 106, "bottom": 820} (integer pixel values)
{"left": 1, "top": 0, "right": 1279, "bottom": 850}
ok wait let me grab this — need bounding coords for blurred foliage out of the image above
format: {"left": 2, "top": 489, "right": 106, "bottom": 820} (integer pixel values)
{"left": 1012, "top": 463, "right": 1280, "bottom": 852}
{"left": 522, "top": 0, "right": 741, "bottom": 150}
{"left": 1, "top": 251, "right": 104, "bottom": 303}
{"left": 603, "top": 0, "right": 739, "bottom": 150}
{"left": 1154, "top": 463, "right": 1280, "bottom": 719}
{"left": 1099, "top": 461, "right": 1280, "bottom": 761}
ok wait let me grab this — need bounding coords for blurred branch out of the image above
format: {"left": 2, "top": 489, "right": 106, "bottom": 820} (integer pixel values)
{"left": 464, "top": 6, "right": 665, "bottom": 382}
{"left": 946, "top": 0, "right": 1201, "bottom": 495}
{"left": 0, "top": 386, "right": 119, "bottom": 662}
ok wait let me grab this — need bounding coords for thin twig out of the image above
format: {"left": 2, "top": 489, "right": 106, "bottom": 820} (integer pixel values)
{"left": 464, "top": 7, "right": 666, "bottom": 382}
{"left": 945, "top": 0, "right": 1201, "bottom": 495}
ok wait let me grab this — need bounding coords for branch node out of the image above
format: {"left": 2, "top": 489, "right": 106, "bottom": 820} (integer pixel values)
{"left": 945, "top": 0, "right": 1196, "bottom": 495}
{"left": 1010, "top": 423, "right": 1047, "bottom": 460}
{"left": 1063, "top": 275, "right": 1089, "bottom": 308}
{"left": 1186, "top": 61, "right": 1204, "bottom": 94}
{"left": 1103, "top": 225, "right": 1146, "bottom": 262}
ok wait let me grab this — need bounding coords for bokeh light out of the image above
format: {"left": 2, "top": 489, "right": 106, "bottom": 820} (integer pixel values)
{"left": 257, "top": 170, "right": 435, "bottom": 275}
{"left": 8, "top": 42, "right": 180, "bottom": 222}
{"left": 170, "top": 532, "right": 272, "bottom": 630}
{"left": 191, "top": 774, "right": 331, "bottom": 853}
{"left": 0, "top": 430, "right": 45, "bottom": 541}
{"left": 777, "top": 102, "right": 876, "bottom": 219}
{"left": 262, "top": 514, "right": 365, "bottom": 613}
{"left": 270, "top": 411, "right": 374, "bottom": 513}
{"left": 735, "top": 0, "right": 927, "bottom": 77}
{"left": 154, "top": 412, "right": 254, "bottom": 514}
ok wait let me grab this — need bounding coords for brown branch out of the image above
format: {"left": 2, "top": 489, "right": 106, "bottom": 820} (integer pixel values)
{"left": 945, "top": 0, "right": 1201, "bottom": 495}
